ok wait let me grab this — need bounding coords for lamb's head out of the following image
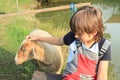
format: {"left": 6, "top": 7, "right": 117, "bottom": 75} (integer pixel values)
{"left": 15, "top": 39, "right": 38, "bottom": 64}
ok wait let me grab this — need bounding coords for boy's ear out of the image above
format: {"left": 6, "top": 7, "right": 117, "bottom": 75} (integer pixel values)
{"left": 93, "top": 31, "right": 98, "bottom": 35}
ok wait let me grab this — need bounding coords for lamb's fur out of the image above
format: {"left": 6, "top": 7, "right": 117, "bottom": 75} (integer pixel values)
{"left": 15, "top": 29, "right": 63, "bottom": 74}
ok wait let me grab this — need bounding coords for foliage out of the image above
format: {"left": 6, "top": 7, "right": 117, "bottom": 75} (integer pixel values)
{"left": 108, "top": 63, "right": 116, "bottom": 80}
{"left": 0, "top": 0, "right": 36, "bottom": 13}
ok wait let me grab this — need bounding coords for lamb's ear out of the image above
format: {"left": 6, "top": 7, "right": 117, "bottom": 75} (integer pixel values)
{"left": 29, "top": 47, "right": 35, "bottom": 58}
{"left": 32, "top": 47, "right": 36, "bottom": 56}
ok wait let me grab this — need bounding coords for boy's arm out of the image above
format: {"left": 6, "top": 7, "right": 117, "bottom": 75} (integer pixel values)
{"left": 97, "top": 61, "right": 109, "bottom": 80}
{"left": 26, "top": 35, "right": 65, "bottom": 46}
{"left": 26, "top": 31, "right": 76, "bottom": 46}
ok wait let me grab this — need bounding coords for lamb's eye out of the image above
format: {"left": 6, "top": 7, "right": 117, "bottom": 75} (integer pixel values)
{"left": 22, "top": 49, "right": 27, "bottom": 53}
{"left": 21, "top": 47, "right": 27, "bottom": 53}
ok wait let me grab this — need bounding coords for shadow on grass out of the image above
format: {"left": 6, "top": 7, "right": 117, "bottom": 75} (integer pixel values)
{"left": 0, "top": 47, "right": 17, "bottom": 80}
{"left": 0, "top": 47, "right": 35, "bottom": 80}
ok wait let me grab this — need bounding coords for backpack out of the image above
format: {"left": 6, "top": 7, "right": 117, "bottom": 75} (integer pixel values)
{"left": 76, "top": 38, "right": 110, "bottom": 59}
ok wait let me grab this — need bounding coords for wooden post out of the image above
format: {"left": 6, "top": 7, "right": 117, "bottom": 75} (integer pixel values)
{"left": 0, "top": 2, "right": 91, "bottom": 18}
{"left": 16, "top": 0, "right": 19, "bottom": 9}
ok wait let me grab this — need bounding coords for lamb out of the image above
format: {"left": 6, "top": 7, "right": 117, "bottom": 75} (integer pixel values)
{"left": 15, "top": 29, "right": 63, "bottom": 74}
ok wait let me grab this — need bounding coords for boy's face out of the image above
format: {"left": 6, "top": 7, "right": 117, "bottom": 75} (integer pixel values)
{"left": 75, "top": 31, "right": 97, "bottom": 43}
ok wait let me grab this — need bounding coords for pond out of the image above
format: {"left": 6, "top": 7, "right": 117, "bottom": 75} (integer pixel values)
{"left": 94, "top": 3, "right": 120, "bottom": 80}
{"left": 105, "top": 23, "right": 120, "bottom": 79}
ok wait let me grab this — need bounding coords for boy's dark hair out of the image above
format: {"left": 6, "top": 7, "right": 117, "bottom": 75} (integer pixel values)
{"left": 70, "top": 6, "right": 103, "bottom": 42}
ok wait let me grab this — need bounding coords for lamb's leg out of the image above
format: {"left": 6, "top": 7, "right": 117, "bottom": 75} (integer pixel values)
{"left": 32, "top": 70, "right": 63, "bottom": 80}
{"left": 32, "top": 70, "right": 47, "bottom": 80}
{"left": 46, "top": 73, "right": 63, "bottom": 80}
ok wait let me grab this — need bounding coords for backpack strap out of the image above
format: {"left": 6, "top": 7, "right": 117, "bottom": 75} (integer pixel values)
{"left": 96, "top": 38, "right": 110, "bottom": 72}
{"left": 98, "top": 38, "right": 110, "bottom": 59}
{"left": 76, "top": 39, "right": 82, "bottom": 48}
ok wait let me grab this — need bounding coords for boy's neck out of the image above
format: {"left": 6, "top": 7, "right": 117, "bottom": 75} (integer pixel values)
{"left": 83, "top": 40, "right": 96, "bottom": 48}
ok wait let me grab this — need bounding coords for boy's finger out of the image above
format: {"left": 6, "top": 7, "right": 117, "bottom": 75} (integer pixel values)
{"left": 26, "top": 36, "right": 31, "bottom": 40}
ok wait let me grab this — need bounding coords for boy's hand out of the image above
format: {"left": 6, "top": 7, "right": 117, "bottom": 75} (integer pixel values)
{"left": 26, "top": 35, "right": 39, "bottom": 41}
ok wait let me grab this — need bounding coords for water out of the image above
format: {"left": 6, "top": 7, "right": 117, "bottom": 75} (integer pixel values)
{"left": 98, "top": 3, "right": 120, "bottom": 79}
{"left": 105, "top": 23, "right": 120, "bottom": 79}
{"left": 105, "top": 23, "right": 120, "bottom": 65}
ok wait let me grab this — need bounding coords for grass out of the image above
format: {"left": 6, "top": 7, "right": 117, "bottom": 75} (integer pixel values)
{"left": 0, "top": 16, "right": 35, "bottom": 80}
{"left": 0, "top": 0, "right": 116, "bottom": 80}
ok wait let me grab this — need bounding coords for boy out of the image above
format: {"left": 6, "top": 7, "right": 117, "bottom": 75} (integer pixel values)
{"left": 27, "top": 6, "right": 111, "bottom": 80}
